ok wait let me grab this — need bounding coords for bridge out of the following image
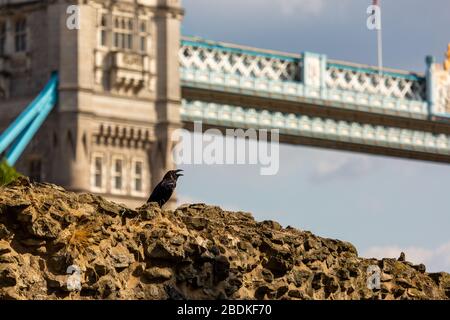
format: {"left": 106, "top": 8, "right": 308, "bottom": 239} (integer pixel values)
{"left": 179, "top": 37, "right": 450, "bottom": 164}
{"left": 2, "top": 37, "right": 450, "bottom": 167}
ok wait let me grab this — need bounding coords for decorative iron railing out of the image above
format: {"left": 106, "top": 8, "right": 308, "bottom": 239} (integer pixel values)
{"left": 180, "top": 38, "right": 300, "bottom": 82}
{"left": 180, "top": 37, "right": 433, "bottom": 118}
{"left": 326, "top": 63, "right": 426, "bottom": 101}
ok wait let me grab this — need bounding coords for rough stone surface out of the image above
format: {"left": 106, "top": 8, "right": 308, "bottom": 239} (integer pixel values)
{"left": 0, "top": 177, "right": 449, "bottom": 300}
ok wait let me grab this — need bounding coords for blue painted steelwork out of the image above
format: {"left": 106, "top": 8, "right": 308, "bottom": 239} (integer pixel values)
{"left": 0, "top": 73, "right": 58, "bottom": 165}
{"left": 425, "top": 55, "right": 436, "bottom": 117}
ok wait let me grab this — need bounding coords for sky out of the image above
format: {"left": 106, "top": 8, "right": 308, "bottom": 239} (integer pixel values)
{"left": 177, "top": 0, "right": 450, "bottom": 272}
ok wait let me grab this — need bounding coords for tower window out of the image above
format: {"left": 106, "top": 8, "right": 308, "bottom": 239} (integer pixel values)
{"left": 15, "top": 18, "right": 27, "bottom": 52}
{"left": 138, "top": 20, "right": 148, "bottom": 53}
{"left": 100, "top": 14, "right": 108, "bottom": 47}
{"left": 0, "top": 21, "right": 6, "bottom": 55}
{"left": 132, "top": 160, "right": 143, "bottom": 193}
{"left": 112, "top": 157, "right": 124, "bottom": 192}
{"left": 94, "top": 156, "right": 103, "bottom": 188}
{"left": 113, "top": 16, "right": 133, "bottom": 50}
{"left": 91, "top": 153, "right": 105, "bottom": 191}
{"left": 140, "top": 21, "right": 147, "bottom": 33}
{"left": 140, "top": 36, "right": 146, "bottom": 52}
{"left": 99, "top": 14, "right": 151, "bottom": 53}
{"left": 101, "top": 15, "right": 107, "bottom": 27}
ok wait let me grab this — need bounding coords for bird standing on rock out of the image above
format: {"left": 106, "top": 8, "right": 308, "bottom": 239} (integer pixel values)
{"left": 147, "top": 169, "right": 183, "bottom": 207}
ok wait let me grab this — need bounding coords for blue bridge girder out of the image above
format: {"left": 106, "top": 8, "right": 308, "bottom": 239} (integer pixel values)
{"left": 0, "top": 73, "right": 58, "bottom": 166}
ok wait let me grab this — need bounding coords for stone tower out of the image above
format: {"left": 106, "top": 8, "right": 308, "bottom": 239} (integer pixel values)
{"left": 0, "top": 0, "right": 184, "bottom": 208}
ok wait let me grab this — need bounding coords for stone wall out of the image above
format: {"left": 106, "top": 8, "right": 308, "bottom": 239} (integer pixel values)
{"left": 0, "top": 177, "right": 449, "bottom": 300}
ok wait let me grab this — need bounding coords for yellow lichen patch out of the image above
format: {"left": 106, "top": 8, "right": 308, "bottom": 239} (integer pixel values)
{"left": 65, "top": 223, "right": 99, "bottom": 256}
{"left": 393, "top": 261, "right": 409, "bottom": 274}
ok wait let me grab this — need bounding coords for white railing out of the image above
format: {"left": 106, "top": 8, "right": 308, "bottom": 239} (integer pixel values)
{"left": 180, "top": 39, "right": 300, "bottom": 82}
{"left": 326, "top": 64, "right": 426, "bottom": 101}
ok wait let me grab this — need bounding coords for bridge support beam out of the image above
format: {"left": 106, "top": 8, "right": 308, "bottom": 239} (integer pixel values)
{"left": 302, "top": 51, "right": 327, "bottom": 98}
{"left": 426, "top": 55, "right": 436, "bottom": 117}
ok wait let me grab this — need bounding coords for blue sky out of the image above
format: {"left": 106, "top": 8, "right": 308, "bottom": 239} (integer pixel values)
{"left": 177, "top": 0, "right": 450, "bottom": 272}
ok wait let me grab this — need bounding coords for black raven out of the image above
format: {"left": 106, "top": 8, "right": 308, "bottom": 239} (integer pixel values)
{"left": 147, "top": 169, "right": 183, "bottom": 207}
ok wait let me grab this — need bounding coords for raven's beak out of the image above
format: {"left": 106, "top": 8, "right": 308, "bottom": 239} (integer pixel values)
{"left": 175, "top": 169, "right": 184, "bottom": 177}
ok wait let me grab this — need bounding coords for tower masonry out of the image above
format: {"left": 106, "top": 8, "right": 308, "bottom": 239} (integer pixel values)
{"left": 0, "top": 0, "right": 184, "bottom": 208}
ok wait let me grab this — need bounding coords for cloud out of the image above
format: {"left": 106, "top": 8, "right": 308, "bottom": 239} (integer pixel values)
{"left": 363, "top": 242, "right": 450, "bottom": 273}
{"left": 176, "top": 194, "right": 201, "bottom": 206}
{"left": 309, "top": 154, "right": 377, "bottom": 183}
{"left": 279, "top": 0, "right": 326, "bottom": 16}
{"left": 184, "top": 0, "right": 331, "bottom": 20}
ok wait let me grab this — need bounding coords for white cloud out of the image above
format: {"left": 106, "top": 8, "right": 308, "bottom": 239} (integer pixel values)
{"left": 176, "top": 194, "right": 200, "bottom": 206}
{"left": 363, "top": 242, "right": 450, "bottom": 273}
{"left": 309, "top": 153, "right": 377, "bottom": 182}
{"left": 279, "top": 0, "right": 326, "bottom": 16}
{"left": 274, "top": 144, "right": 380, "bottom": 181}
{"left": 185, "top": 0, "right": 331, "bottom": 19}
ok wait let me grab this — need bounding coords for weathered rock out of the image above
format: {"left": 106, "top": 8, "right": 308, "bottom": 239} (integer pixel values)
{"left": 0, "top": 225, "right": 12, "bottom": 240}
{"left": 146, "top": 241, "right": 185, "bottom": 262}
{"left": 214, "top": 255, "right": 230, "bottom": 282}
{"left": 413, "top": 264, "right": 426, "bottom": 273}
{"left": 110, "top": 243, "right": 134, "bottom": 269}
{"left": 0, "top": 265, "right": 17, "bottom": 287}
{"left": 0, "top": 240, "right": 11, "bottom": 255}
{"left": 21, "top": 238, "right": 46, "bottom": 247}
{"left": 144, "top": 267, "right": 173, "bottom": 281}
{"left": 0, "top": 181, "right": 448, "bottom": 300}
{"left": 28, "top": 217, "right": 61, "bottom": 239}
{"left": 291, "top": 270, "right": 312, "bottom": 287}
{"left": 183, "top": 216, "right": 208, "bottom": 231}
{"left": 261, "top": 269, "right": 274, "bottom": 283}
{"left": 260, "top": 220, "right": 282, "bottom": 231}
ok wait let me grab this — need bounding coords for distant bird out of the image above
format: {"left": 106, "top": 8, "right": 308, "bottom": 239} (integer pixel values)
{"left": 398, "top": 252, "right": 406, "bottom": 262}
{"left": 147, "top": 169, "right": 183, "bottom": 207}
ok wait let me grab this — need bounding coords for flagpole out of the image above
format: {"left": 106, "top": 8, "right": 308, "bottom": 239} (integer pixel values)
{"left": 377, "top": 1, "right": 383, "bottom": 75}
